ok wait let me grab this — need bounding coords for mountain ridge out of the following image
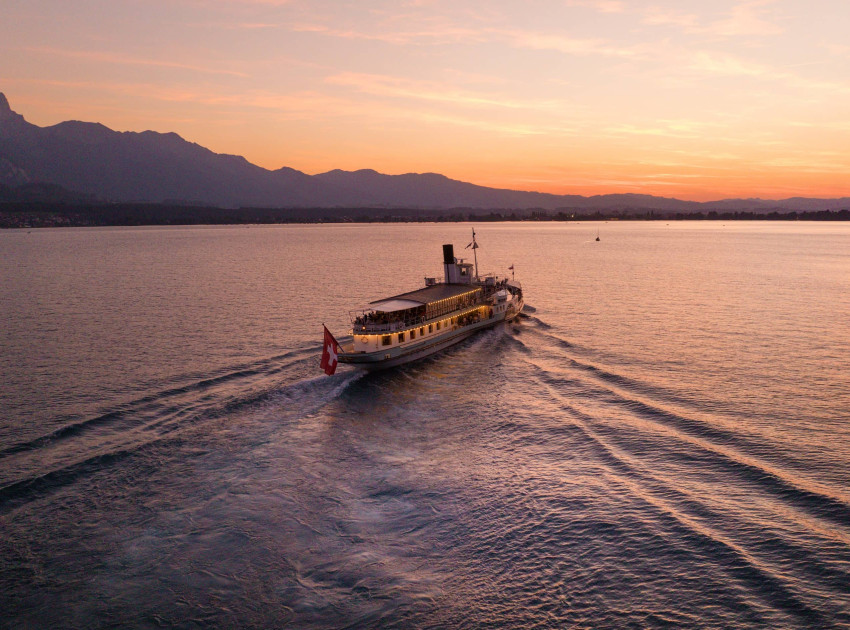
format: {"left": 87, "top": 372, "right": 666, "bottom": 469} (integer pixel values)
{"left": 1, "top": 92, "right": 848, "bottom": 212}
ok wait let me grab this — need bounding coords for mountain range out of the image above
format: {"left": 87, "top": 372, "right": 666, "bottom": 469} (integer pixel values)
{"left": 2, "top": 92, "right": 848, "bottom": 213}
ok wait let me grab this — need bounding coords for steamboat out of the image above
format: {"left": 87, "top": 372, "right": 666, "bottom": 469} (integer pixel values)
{"left": 330, "top": 233, "right": 523, "bottom": 371}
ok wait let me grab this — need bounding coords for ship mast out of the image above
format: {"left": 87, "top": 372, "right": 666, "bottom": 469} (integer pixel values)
{"left": 471, "top": 228, "right": 479, "bottom": 280}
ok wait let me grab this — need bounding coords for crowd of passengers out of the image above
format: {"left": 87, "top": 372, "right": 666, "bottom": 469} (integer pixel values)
{"left": 353, "top": 281, "right": 518, "bottom": 329}
{"left": 353, "top": 296, "right": 481, "bottom": 328}
{"left": 353, "top": 311, "right": 414, "bottom": 326}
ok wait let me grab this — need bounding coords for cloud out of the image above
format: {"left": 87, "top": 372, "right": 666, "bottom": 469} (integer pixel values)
{"left": 22, "top": 47, "right": 249, "bottom": 78}
{"left": 498, "top": 28, "right": 639, "bottom": 58}
{"left": 690, "top": 51, "right": 850, "bottom": 94}
{"left": 823, "top": 43, "right": 850, "bottom": 57}
{"left": 639, "top": 1, "right": 783, "bottom": 38}
{"left": 712, "top": 0, "right": 784, "bottom": 37}
{"left": 603, "top": 119, "right": 716, "bottom": 140}
{"left": 289, "top": 21, "right": 484, "bottom": 46}
{"left": 324, "top": 72, "right": 558, "bottom": 111}
{"left": 641, "top": 8, "right": 700, "bottom": 30}
{"left": 791, "top": 120, "right": 850, "bottom": 133}
{"left": 414, "top": 111, "right": 555, "bottom": 137}
{"left": 219, "top": 0, "right": 292, "bottom": 5}
{"left": 233, "top": 22, "right": 281, "bottom": 29}
{"left": 565, "top": 0, "right": 626, "bottom": 13}
{"left": 690, "top": 51, "right": 767, "bottom": 77}
{"left": 141, "top": 86, "right": 355, "bottom": 118}
{"left": 289, "top": 17, "right": 639, "bottom": 59}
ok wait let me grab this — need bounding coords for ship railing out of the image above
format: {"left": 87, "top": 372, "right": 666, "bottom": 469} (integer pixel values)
{"left": 350, "top": 310, "right": 430, "bottom": 333}
{"left": 349, "top": 303, "right": 490, "bottom": 333}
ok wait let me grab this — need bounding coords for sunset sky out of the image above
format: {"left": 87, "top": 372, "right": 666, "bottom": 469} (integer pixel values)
{"left": 3, "top": 0, "right": 849, "bottom": 201}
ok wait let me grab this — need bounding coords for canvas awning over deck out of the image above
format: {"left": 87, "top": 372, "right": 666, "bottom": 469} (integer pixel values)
{"left": 369, "top": 283, "right": 479, "bottom": 310}
{"left": 370, "top": 299, "right": 424, "bottom": 313}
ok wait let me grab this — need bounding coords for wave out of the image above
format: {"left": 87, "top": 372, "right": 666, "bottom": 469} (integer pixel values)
{"left": 512, "top": 328, "right": 850, "bottom": 532}
{"left": 524, "top": 315, "right": 553, "bottom": 330}
{"left": 0, "top": 345, "right": 364, "bottom": 514}
{"left": 0, "top": 346, "right": 316, "bottom": 459}
{"left": 0, "top": 448, "right": 139, "bottom": 516}
{"left": 515, "top": 366, "right": 845, "bottom": 623}
{"left": 515, "top": 324, "right": 772, "bottom": 450}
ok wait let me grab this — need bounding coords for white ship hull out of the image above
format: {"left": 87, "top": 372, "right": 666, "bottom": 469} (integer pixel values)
{"left": 339, "top": 294, "right": 523, "bottom": 370}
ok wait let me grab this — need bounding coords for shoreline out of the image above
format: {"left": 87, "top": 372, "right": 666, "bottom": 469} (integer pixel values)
{"left": 3, "top": 203, "right": 849, "bottom": 229}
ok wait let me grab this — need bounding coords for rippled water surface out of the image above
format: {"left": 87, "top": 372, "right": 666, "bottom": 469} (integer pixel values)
{"left": 1, "top": 222, "right": 849, "bottom": 628}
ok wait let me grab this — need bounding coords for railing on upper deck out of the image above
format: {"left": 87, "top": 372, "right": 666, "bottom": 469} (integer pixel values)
{"left": 349, "top": 276, "right": 514, "bottom": 334}
{"left": 350, "top": 310, "right": 429, "bottom": 333}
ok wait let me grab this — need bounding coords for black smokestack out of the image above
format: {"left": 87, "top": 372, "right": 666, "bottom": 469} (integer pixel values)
{"left": 442, "top": 244, "right": 454, "bottom": 265}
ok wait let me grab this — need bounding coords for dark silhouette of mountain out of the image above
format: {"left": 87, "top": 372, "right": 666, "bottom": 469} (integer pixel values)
{"left": 0, "top": 182, "right": 96, "bottom": 203}
{"left": 311, "top": 169, "right": 582, "bottom": 208}
{"left": 1, "top": 92, "right": 848, "bottom": 212}
{"left": 0, "top": 96, "right": 331, "bottom": 207}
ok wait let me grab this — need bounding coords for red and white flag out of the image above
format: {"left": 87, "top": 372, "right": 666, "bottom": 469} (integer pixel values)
{"left": 320, "top": 325, "right": 340, "bottom": 375}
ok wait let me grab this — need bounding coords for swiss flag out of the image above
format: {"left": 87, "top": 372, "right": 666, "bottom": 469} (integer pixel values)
{"left": 320, "top": 325, "right": 340, "bottom": 375}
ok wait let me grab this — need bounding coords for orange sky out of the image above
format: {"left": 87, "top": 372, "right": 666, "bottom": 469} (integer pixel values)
{"left": 3, "top": 0, "right": 849, "bottom": 201}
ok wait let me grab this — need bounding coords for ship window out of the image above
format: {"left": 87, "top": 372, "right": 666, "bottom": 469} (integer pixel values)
{"left": 420, "top": 327, "right": 425, "bottom": 336}
{"left": 382, "top": 335, "right": 391, "bottom": 346}
{"left": 436, "top": 321, "right": 441, "bottom": 330}
{"left": 410, "top": 329, "right": 416, "bottom": 339}
{"left": 398, "top": 332, "right": 405, "bottom": 342}
{"left": 428, "top": 324, "right": 433, "bottom": 333}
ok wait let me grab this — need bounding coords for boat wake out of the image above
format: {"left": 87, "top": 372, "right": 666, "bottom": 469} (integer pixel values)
{"left": 0, "top": 345, "right": 362, "bottom": 515}
{"left": 511, "top": 317, "right": 850, "bottom": 535}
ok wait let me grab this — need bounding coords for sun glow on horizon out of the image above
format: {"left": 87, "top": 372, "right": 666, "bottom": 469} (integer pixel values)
{"left": 4, "top": 0, "right": 850, "bottom": 202}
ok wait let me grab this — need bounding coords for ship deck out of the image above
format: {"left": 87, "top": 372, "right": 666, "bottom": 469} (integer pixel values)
{"left": 370, "top": 283, "right": 481, "bottom": 308}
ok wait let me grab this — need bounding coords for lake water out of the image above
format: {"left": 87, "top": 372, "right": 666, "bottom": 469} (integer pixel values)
{"left": 1, "top": 221, "right": 849, "bottom": 628}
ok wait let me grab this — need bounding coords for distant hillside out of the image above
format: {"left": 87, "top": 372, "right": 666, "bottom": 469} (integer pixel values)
{"left": 1, "top": 92, "right": 848, "bottom": 213}
{"left": 0, "top": 182, "right": 96, "bottom": 204}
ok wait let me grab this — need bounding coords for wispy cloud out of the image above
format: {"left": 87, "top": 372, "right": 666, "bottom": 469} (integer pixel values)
{"left": 565, "top": 0, "right": 626, "bottom": 13}
{"left": 290, "top": 20, "right": 639, "bottom": 59}
{"left": 790, "top": 120, "right": 850, "bottom": 133}
{"left": 641, "top": 8, "right": 700, "bottom": 30}
{"left": 221, "top": 0, "right": 292, "bottom": 5}
{"left": 325, "top": 72, "right": 558, "bottom": 110}
{"left": 690, "top": 51, "right": 850, "bottom": 94}
{"left": 233, "top": 22, "right": 281, "bottom": 29}
{"left": 712, "top": 0, "right": 784, "bottom": 37}
{"left": 289, "top": 22, "right": 483, "bottom": 46}
{"left": 414, "top": 111, "right": 556, "bottom": 137}
{"left": 498, "top": 28, "right": 640, "bottom": 58}
{"left": 823, "top": 43, "right": 850, "bottom": 57}
{"left": 5, "top": 79, "right": 351, "bottom": 122}
{"left": 603, "top": 119, "right": 719, "bottom": 140}
{"left": 690, "top": 51, "right": 767, "bottom": 77}
{"left": 639, "top": 1, "right": 783, "bottom": 37}
{"left": 23, "top": 47, "right": 249, "bottom": 78}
